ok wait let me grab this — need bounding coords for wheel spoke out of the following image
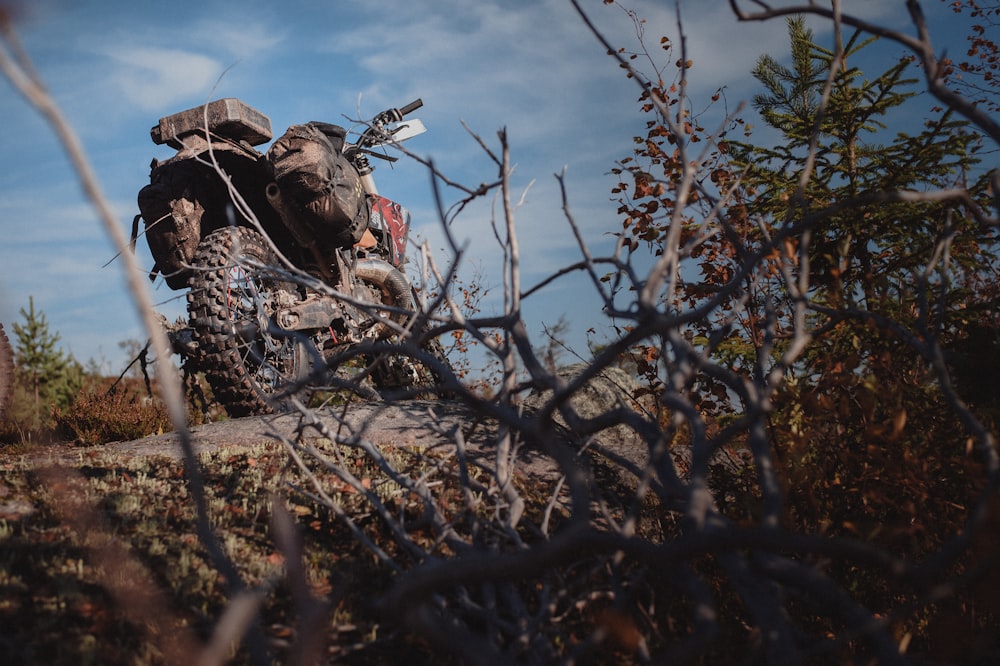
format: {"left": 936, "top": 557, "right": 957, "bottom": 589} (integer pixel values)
{"left": 188, "top": 227, "right": 313, "bottom": 416}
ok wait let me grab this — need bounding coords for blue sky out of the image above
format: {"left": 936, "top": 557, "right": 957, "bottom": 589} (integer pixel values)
{"left": 0, "top": 0, "right": 966, "bottom": 373}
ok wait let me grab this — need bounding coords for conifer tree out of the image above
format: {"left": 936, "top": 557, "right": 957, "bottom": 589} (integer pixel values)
{"left": 12, "top": 296, "right": 79, "bottom": 426}
{"left": 613, "top": 12, "right": 999, "bottom": 555}
{"left": 726, "top": 17, "right": 996, "bottom": 399}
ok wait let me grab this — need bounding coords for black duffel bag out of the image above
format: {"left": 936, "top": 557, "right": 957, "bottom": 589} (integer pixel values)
{"left": 266, "top": 122, "right": 368, "bottom": 250}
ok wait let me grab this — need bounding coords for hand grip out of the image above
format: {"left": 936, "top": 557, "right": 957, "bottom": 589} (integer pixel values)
{"left": 398, "top": 99, "right": 423, "bottom": 116}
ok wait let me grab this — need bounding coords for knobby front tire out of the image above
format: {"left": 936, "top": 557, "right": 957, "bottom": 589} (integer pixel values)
{"left": 187, "top": 226, "right": 314, "bottom": 417}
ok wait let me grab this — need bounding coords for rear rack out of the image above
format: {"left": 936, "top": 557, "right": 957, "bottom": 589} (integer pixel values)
{"left": 150, "top": 98, "right": 273, "bottom": 148}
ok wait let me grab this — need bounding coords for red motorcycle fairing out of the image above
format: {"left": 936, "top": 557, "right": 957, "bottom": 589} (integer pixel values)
{"left": 369, "top": 195, "right": 411, "bottom": 268}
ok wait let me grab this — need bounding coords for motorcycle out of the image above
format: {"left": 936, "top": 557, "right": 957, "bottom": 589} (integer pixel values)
{"left": 135, "top": 97, "right": 448, "bottom": 417}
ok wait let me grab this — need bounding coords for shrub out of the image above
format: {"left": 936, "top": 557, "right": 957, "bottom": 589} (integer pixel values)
{"left": 54, "top": 386, "right": 170, "bottom": 446}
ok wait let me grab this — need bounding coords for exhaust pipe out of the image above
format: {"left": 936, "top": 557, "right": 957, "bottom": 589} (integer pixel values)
{"left": 354, "top": 258, "right": 413, "bottom": 337}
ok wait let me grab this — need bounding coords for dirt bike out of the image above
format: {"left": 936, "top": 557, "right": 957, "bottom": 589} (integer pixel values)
{"left": 0, "top": 323, "right": 13, "bottom": 422}
{"left": 135, "top": 98, "right": 448, "bottom": 417}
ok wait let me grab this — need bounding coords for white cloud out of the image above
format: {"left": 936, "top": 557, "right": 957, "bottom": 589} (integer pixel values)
{"left": 187, "top": 19, "right": 287, "bottom": 62}
{"left": 100, "top": 46, "right": 224, "bottom": 111}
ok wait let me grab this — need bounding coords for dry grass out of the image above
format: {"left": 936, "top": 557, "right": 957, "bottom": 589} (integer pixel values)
{"left": 0, "top": 442, "right": 450, "bottom": 664}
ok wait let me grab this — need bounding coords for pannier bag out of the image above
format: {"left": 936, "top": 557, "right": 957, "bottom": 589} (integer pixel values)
{"left": 266, "top": 122, "right": 368, "bottom": 250}
{"left": 137, "top": 158, "right": 214, "bottom": 289}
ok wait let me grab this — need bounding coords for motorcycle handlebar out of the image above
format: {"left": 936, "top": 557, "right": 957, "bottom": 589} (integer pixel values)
{"left": 397, "top": 98, "right": 423, "bottom": 116}
{"left": 354, "top": 99, "right": 425, "bottom": 150}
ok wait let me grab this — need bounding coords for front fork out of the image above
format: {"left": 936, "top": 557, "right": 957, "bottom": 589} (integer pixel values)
{"left": 355, "top": 153, "right": 378, "bottom": 196}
